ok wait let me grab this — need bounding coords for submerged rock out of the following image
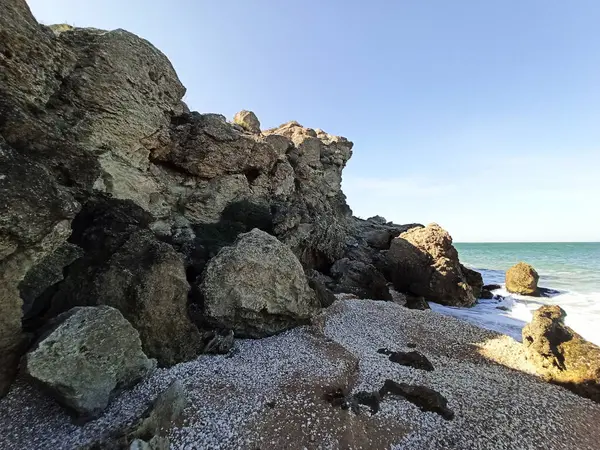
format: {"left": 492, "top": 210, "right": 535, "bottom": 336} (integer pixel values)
{"left": 200, "top": 229, "right": 320, "bottom": 337}
{"left": 23, "top": 306, "right": 155, "bottom": 419}
{"left": 506, "top": 262, "right": 539, "bottom": 296}
{"left": 522, "top": 305, "right": 600, "bottom": 403}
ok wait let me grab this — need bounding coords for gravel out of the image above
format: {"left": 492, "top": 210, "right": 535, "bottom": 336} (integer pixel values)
{"left": 1, "top": 299, "right": 599, "bottom": 449}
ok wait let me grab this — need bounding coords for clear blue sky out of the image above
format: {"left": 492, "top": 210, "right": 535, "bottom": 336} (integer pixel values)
{"left": 27, "top": 0, "right": 600, "bottom": 242}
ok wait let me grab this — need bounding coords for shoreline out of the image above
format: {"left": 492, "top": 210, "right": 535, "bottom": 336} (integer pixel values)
{"left": 2, "top": 299, "right": 600, "bottom": 449}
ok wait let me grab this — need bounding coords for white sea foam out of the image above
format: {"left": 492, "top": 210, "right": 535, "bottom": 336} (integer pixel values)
{"left": 431, "top": 278, "right": 600, "bottom": 346}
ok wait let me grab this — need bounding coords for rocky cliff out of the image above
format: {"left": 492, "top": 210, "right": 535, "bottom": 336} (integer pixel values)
{"left": 0, "top": 0, "right": 482, "bottom": 401}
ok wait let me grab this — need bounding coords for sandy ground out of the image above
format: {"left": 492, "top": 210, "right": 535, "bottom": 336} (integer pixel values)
{"left": 1, "top": 299, "right": 599, "bottom": 449}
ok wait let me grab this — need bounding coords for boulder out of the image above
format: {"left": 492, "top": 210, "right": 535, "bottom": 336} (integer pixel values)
{"left": 386, "top": 224, "right": 476, "bottom": 306}
{"left": 522, "top": 305, "right": 600, "bottom": 403}
{"left": 329, "top": 258, "right": 392, "bottom": 300}
{"left": 233, "top": 110, "right": 261, "bottom": 133}
{"left": 23, "top": 306, "right": 155, "bottom": 419}
{"left": 506, "top": 262, "right": 539, "bottom": 296}
{"left": 200, "top": 229, "right": 320, "bottom": 337}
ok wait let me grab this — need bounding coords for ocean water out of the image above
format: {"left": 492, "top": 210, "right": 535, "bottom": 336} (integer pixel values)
{"left": 430, "top": 242, "right": 600, "bottom": 345}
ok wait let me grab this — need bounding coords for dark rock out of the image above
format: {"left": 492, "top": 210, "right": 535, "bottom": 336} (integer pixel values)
{"left": 483, "top": 284, "right": 502, "bottom": 291}
{"left": 20, "top": 243, "right": 83, "bottom": 331}
{"left": 379, "top": 379, "right": 454, "bottom": 420}
{"left": 404, "top": 294, "right": 430, "bottom": 310}
{"left": 406, "top": 343, "right": 417, "bottom": 349}
{"left": 306, "top": 270, "right": 337, "bottom": 308}
{"left": 202, "top": 330, "right": 235, "bottom": 355}
{"left": 506, "top": 262, "right": 539, "bottom": 296}
{"left": 522, "top": 305, "right": 600, "bottom": 403}
{"left": 377, "top": 348, "right": 434, "bottom": 371}
{"left": 480, "top": 290, "right": 494, "bottom": 299}
{"left": 329, "top": 258, "right": 392, "bottom": 300}
{"left": 461, "top": 265, "right": 483, "bottom": 299}
{"left": 47, "top": 224, "right": 203, "bottom": 367}
{"left": 496, "top": 306, "right": 510, "bottom": 311}
{"left": 538, "top": 287, "right": 561, "bottom": 298}
{"left": 22, "top": 306, "right": 155, "bottom": 420}
{"left": 352, "top": 391, "right": 381, "bottom": 415}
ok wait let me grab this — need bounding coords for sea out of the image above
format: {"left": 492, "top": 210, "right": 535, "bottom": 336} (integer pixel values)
{"left": 430, "top": 242, "right": 600, "bottom": 346}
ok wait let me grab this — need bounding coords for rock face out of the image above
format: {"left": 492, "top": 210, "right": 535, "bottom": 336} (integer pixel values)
{"left": 0, "top": 0, "right": 479, "bottom": 398}
{"left": 386, "top": 224, "right": 477, "bottom": 306}
{"left": 23, "top": 306, "right": 155, "bottom": 419}
{"left": 506, "top": 262, "right": 539, "bottom": 296}
{"left": 522, "top": 305, "right": 600, "bottom": 403}
{"left": 201, "top": 229, "right": 320, "bottom": 337}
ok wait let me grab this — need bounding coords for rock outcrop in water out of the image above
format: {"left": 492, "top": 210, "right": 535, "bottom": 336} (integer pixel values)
{"left": 506, "top": 262, "right": 539, "bottom": 296}
{"left": 523, "top": 305, "right": 600, "bottom": 403}
{"left": 0, "top": 0, "right": 481, "bottom": 403}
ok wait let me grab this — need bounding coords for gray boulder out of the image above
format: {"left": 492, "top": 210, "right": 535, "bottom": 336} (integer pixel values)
{"left": 201, "top": 229, "right": 320, "bottom": 337}
{"left": 23, "top": 306, "right": 155, "bottom": 419}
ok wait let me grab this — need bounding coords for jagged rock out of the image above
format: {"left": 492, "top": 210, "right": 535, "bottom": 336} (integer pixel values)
{"left": 200, "top": 229, "right": 320, "bottom": 337}
{"left": 233, "top": 110, "right": 261, "bottom": 133}
{"left": 506, "top": 262, "right": 539, "bottom": 296}
{"left": 0, "top": 136, "right": 80, "bottom": 395}
{"left": 22, "top": 306, "right": 155, "bottom": 419}
{"left": 266, "top": 121, "right": 354, "bottom": 270}
{"left": 386, "top": 224, "right": 476, "bottom": 307}
{"left": 522, "top": 305, "right": 600, "bottom": 403}
{"left": 329, "top": 258, "right": 392, "bottom": 300}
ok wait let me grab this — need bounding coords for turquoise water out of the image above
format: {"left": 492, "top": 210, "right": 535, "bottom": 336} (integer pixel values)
{"left": 455, "top": 242, "right": 600, "bottom": 294}
{"left": 430, "top": 242, "right": 600, "bottom": 345}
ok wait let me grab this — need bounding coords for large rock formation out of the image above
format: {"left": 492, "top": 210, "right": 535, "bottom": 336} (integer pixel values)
{"left": 386, "top": 224, "right": 477, "bottom": 306}
{"left": 200, "top": 229, "right": 320, "bottom": 337}
{"left": 506, "top": 262, "right": 539, "bottom": 296}
{"left": 522, "top": 305, "right": 600, "bottom": 403}
{"left": 23, "top": 306, "right": 155, "bottom": 419}
{"left": 0, "top": 0, "right": 481, "bottom": 399}
{"left": 0, "top": 0, "right": 355, "bottom": 393}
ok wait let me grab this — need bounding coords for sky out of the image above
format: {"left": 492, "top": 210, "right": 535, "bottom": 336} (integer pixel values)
{"left": 27, "top": 0, "right": 600, "bottom": 242}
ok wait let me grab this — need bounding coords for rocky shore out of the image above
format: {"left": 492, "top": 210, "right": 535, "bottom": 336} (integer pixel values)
{"left": 1, "top": 1, "right": 599, "bottom": 448}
